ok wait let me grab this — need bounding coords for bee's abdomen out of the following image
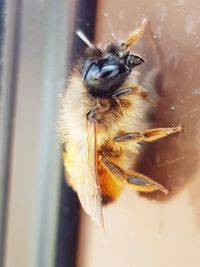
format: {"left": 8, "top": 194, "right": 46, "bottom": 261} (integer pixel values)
{"left": 98, "top": 155, "right": 123, "bottom": 205}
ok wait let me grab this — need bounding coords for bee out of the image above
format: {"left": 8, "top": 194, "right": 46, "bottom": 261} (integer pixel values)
{"left": 58, "top": 19, "right": 182, "bottom": 228}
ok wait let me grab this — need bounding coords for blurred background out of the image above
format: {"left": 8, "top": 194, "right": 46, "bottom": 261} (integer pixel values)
{"left": 1, "top": 0, "right": 200, "bottom": 267}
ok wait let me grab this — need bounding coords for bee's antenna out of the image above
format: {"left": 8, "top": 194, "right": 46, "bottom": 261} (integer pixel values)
{"left": 106, "top": 17, "right": 122, "bottom": 43}
{"left": 76, "top": 29, "right": 94, "bottom": 48}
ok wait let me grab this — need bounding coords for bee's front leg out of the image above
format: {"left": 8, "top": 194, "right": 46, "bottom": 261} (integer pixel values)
{"left": 87, "top": 108, "right": 98, "bottom": 122}
{"left": 87, "top": 102, "right": 110, "bottom": 124}
{"left": 100, "top": 157, "right": 168, "bottom": 194}
{"left": 114, "top": 126, "right": 183, "bottom": 143}
{"left": 111, "top": 85, "right": 156, "bottom": 106}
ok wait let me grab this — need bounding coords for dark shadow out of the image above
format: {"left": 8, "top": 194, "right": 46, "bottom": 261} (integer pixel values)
{"left": 55, "top": 1, "right": 97, "bottom": 266}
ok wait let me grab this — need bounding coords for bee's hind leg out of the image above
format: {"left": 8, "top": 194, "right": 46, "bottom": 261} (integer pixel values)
{"left": 114, "top": 126, "right": 183, "bottom": 143}
{"left": 101, "top": 157, "right": 168, "bottom": 194}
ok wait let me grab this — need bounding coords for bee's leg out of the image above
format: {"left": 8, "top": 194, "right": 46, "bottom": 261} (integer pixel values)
{"left": 125, "top": 19, "right": 147, "bottom": 48}
{"left": 111, "top": 87, "right": 133, "bottom": 98}
{"left": 101, "top": 157, "right": 168, "bottom": 194}
{"left": 114, "top": 126, "right": 183, "bottom": 143}
{"left": 112, "top": 85, "right": 156, "bottom": 106}
{"left": 132, "top": 85, "right": 156, "bottom": 106}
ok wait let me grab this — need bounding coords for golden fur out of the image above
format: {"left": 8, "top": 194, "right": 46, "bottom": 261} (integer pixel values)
{"left": 58, "top": 71, "right": 151, "bottom": 200}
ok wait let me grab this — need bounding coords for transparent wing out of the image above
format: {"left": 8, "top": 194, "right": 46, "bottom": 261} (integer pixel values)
{"left": 76, "top": 123, "right": 104, "bottom": 228}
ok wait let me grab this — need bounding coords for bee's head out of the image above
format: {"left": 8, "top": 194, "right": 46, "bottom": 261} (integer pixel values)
{"left": 82, "top": 44, "right": 144, "bottom": 97}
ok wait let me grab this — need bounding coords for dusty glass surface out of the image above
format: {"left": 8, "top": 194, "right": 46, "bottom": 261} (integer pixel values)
{"left": 78, "top": 1, "right": 200, "bottom": 267}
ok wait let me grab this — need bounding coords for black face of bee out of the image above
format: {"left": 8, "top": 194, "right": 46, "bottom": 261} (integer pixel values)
{"left": 82, "top": 44, "right": 144, "bottom": 97}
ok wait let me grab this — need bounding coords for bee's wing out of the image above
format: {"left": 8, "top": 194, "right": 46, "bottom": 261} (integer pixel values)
{"left": 76, "top": 123, "right": 104, "bottom": 228}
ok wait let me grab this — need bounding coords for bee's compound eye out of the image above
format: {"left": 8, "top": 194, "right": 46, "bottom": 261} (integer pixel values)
{"left": 100, "top": 65, "right": 119, "bottom": 78}
{"left": 84, "top": 64, "right": 120, "bottom": 81}
{"left": 83, "top": 62, "right": 100, "bottom": 81}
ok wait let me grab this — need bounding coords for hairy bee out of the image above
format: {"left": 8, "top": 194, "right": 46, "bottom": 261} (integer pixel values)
{"left": 58, "top": 20, "right": 182, "bottom": 227}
